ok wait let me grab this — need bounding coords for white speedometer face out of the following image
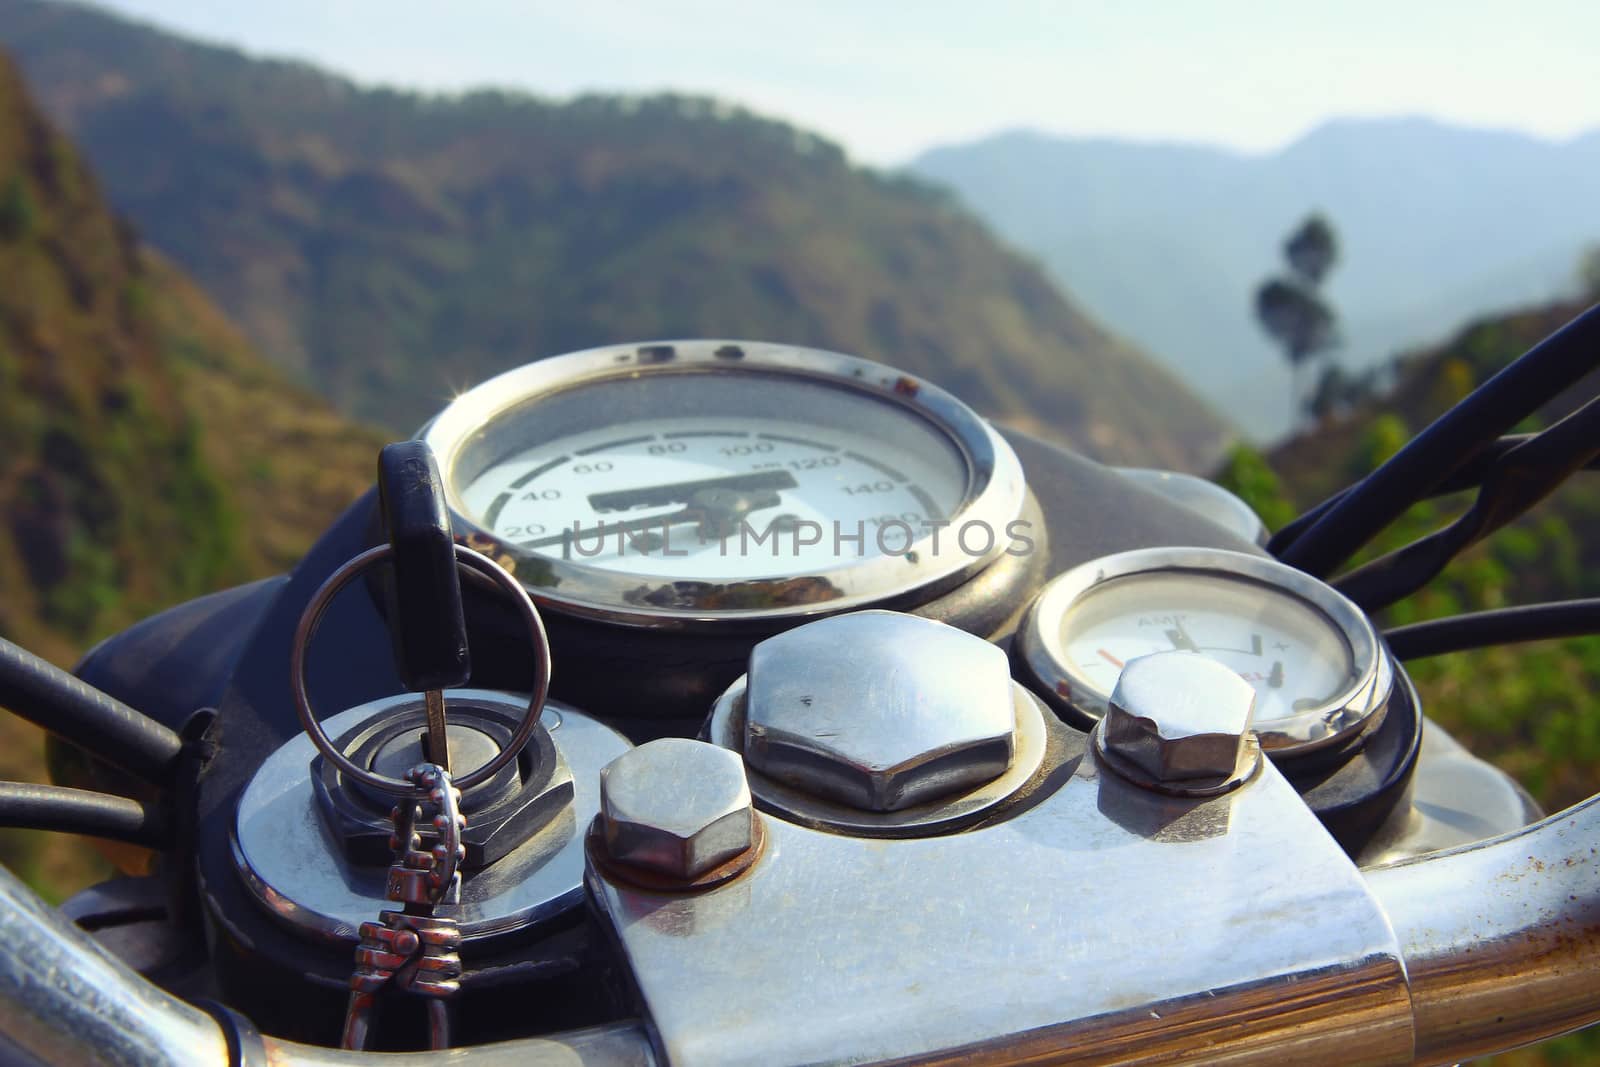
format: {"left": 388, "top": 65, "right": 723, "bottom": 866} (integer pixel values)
{"left": 1059, "top": 572, "right": 1354, "bottom": 724}
{"left": 460, "top": 415, "right": 965, "bottom": 578}
{"left": 422, "top": 342, "right": 1027, "bottom": 624}
{"left": 1018, "top": 547, "right": 1390, "bottom": 754}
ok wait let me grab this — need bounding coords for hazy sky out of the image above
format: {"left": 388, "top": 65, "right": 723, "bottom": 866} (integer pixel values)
{"left": 90, "top": 1, "right": 1600, "bottom": 165}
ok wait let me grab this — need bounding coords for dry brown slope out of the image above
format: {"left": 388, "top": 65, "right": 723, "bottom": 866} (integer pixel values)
{"left": 0, "top": 51, "right": 382, "bottom": 897}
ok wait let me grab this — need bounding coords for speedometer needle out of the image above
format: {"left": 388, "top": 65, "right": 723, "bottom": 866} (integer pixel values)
{"left": 519, "top": 486, "right": 785, "bottom": 549}
{"left": 519, "top": 507, "right": 700, "bottom": 549}
{"left": 1165, "top": 617, "right": 1200, "bottom": 652}
{"left": 588, "top": 470, "right": 797, "bottom": 513}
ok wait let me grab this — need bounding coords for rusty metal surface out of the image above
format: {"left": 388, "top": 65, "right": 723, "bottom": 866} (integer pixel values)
{"left": 1366, "top": 790, "right": 1600, "bottom": 1065}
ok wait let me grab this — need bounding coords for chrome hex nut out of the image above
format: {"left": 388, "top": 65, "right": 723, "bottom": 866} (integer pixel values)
{"left": 1102, "top": 651, "right": 1257, "bottom": 783}
{"left": 743, "top": 611, "right": 1016, "bottom": 812}
{"left": 599, "top": 738, "right": 754, "bottom": 881}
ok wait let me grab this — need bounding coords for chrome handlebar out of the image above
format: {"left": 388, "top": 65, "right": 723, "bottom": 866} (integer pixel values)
{"left": 1369, "top": 790, "right": 1600, "bottom": 1064}
{"left": 0, "top": 860, "right": 657, "bottom": 1066}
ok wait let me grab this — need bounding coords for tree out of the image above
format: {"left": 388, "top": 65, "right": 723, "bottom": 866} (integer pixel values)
{"left": 1577, "top": 243, "right": 1600, "bottom": 302}
{"left": 1255, "top": 214, "right": 1340, "bottom": 423}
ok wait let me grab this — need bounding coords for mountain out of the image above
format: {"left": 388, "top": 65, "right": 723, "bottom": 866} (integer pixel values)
{"left": 912, "top": 124, "right": 1600, "bottom": 440}
{"left": 0, "top": 0, "right": 1231, "bottom": 473}
{"left": 0, "top": 49, "right": 382, "bottom": 894}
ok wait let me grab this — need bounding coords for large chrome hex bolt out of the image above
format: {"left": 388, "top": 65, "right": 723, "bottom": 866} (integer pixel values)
{"left": 1099, "top": 651, "right": 1258, "bottom": 789}
{"left": 599, "top": 738, "right": 755, "bottom": 882}
{"left": 744, "top": 610, "right": 1015, "bottom": 812}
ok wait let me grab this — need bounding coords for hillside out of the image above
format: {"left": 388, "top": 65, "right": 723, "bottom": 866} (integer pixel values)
{"left": 1240, "top": 298, "right": 1600, "bottom": 809}
{"left": 0, "top": 50, "right": 383, "bottom": 894}
{"left": 0, "top": 0, "right": 1231, "bottom": 472}
{"left": 913, "top": 125, "right": 1600, "bottom": 440}
{"left": 1226, "top": 298, "right": 1600, "bottom": 1065}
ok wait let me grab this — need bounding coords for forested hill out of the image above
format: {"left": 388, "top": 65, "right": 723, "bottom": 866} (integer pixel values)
{"left": 0, "top": 47, "right": 383, "bottom": 891}
{"left": 0, "top": 0, "right": 1230, "bottom": 472}
{"left": 0, "top": 50, "right": 381, "bottom": 665}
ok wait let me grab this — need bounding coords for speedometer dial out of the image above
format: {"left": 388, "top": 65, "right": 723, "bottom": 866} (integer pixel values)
{"left": 422, "top": 341, "right": 1027, "bottom": 625}
{"left": 459, "top": 415, "right": 965, "bottom": 579}
{"left": 1018, "top": 547, "right": 1392, "bottom": 755}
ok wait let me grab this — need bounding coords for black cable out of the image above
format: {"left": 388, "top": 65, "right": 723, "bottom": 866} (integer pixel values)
{"left": 1268, "top": 435, "right": 1600, "bottom": 556}
{"left": 1268, "top": 490, "right": 1342, "bottom": 556}
{"left": 1276, "top": 302, "right": 1600, "bottom": 578}
{"left": 0, "top": 782, "right": 169, "bottom": 847}
{"left": 1385, "top": 599, "right": 1600, "bottom": 660}
{"left": 1333, "top": 394, "right": 1600, "bottom": 611}
{"left": 1433, "top": 435, "right": 1600, "bottom": 493}
{"left": 0, "top": 636, "right": 183, "bottom": 786}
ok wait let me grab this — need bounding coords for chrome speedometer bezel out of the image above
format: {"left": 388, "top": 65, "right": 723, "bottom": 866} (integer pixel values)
{"left": 420, "top": 340, "right": 1028, "bottom": 628}
{"left": 1017, "top": 546, "right": 1392, "bottom": 756}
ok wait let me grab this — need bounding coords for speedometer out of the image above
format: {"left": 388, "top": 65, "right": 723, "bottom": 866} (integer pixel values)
{"left": 421, "top": 341, "right": 1027, "bottom": 625}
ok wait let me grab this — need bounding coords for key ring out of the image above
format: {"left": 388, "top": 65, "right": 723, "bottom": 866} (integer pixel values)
{"left": 291, "top": 543, "right": 549, "bottom": 795}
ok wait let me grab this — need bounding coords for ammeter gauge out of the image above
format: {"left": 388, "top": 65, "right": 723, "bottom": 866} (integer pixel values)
{"left": 420, "top": 341, "right": 1027, "bottom": 626}
{"left": 1018, "top": 546, "right": 1392, "bottom": 755}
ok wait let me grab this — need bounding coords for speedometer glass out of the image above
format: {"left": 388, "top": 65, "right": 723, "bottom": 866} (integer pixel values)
{"left": 1064, "top": 573, "right": 1353, "bottom": 724}
{"left": 459, "top": 412, "right": 964, "bottom": 579}
{"left": 1019, "top": 546, "right": 1392, "bottom": 755}
{"left": 422, "top": 342, "right": 1026, "bottom": 625}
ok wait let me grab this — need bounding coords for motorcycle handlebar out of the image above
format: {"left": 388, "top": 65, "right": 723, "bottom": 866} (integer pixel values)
{"left": 0, "top": 861, "right": 656, "bottom": 1067}
{"left": 1367, "top": 791, "right": 1600, "bottom": 1065}
{"left": 3, "top": 796, "right": 1598, "bottom": 1064}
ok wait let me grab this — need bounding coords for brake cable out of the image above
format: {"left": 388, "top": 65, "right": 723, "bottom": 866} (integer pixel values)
{"left": 1333, "top": 392, "right": 1600, "bottom": 612}
{"left": 1268, "top": 434, "right": 1600, "bottom": 556}
{"left": 0, "top": 635, "right": 183, "bottom": 786}
{"left": 1386, "top": 597, "right": 1600, "bottom": 659}
{"left": 1275, "top": 302, "right": 1600, "bottom": 578}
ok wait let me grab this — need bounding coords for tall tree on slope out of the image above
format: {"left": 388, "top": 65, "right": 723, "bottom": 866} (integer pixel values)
{"left": 1255, "top": 214, "right": 1340, "bottom": 425}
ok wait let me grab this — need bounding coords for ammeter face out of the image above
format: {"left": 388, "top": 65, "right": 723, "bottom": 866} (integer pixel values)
{"left": 1061, "top": 572, "right": 1354, "bottom": 725}
{"left": 1019, "top": 547, "right": 1391, "bottom": 754}
{"left": 423, "top": 342, "right": 1026, "bottom": 625}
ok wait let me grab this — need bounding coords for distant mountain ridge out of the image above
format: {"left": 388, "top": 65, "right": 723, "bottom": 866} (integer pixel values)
{"left": 912, "top": 121, "right": 1600, "bottom": 439}
{"left": 0, "top": 0, "right": 1232, "bottom": 472}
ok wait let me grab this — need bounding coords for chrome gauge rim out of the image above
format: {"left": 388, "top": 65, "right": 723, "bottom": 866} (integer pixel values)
{"left": 1018, "top": 546, "right": 1391, "bottom": 756}
{"left": 420, "top": 340, "right": 1027, "bottom": 627}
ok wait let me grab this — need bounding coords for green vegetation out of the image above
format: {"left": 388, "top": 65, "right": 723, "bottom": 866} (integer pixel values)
{"left": 0, "top": 0, "right": 1231, "bottom": 471}
{"left": 0, "top": 171, "right": 35, "bottom": 238}
{"left": 0, "top": 52, "right": 383, "bottom": 898}
{"left": 1231, "top": 298, "right": 1600, "bottom": 1064}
